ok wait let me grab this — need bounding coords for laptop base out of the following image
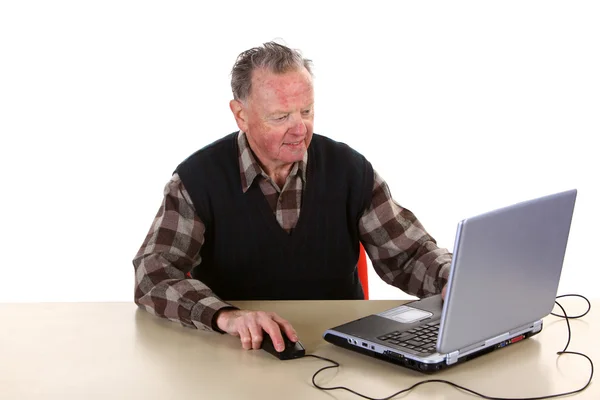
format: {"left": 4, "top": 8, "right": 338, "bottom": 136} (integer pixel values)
{"left": 323, "top": 328, "right": 542, "bottom": 373}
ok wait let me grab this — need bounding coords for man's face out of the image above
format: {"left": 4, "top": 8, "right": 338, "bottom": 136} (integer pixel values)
{"left": 231, "top": 67, "right": 314, "bottom": 171}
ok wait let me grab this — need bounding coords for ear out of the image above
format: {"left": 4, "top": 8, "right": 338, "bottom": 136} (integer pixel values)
{"left": 229, "top": 99, "right": 249, "bottom": 133}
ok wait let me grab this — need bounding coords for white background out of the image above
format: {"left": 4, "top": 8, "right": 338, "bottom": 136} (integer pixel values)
{"left": 1, "top": 1, "right": 598, "bottom": 302}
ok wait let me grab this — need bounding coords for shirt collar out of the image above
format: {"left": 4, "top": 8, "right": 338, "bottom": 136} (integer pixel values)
{"left": 237, "top": 131, "right": 308, "bottom": 193}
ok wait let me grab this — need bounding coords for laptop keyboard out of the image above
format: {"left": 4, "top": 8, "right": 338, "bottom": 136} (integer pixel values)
{"left": 377, "top": 322, "right": 440, "bottom": 355}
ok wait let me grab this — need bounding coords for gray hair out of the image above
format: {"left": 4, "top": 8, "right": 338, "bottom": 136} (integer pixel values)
{"left": 230, "top": 41, "right": 313, "bottom": 102}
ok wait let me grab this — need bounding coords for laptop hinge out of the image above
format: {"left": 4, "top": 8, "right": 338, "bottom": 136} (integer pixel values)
{"left": 485, "top": 332, "right": 510, "bottom": 347}
{"left": 533, "top": 320, "right": 542, "bottom": 331}
{"left": 447, "top": 350, "right": 459, "bottom": 365}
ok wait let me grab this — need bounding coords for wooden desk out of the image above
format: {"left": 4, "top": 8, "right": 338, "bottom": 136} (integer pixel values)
{"left": 1, "top": 299, "right": 597, "bottom": 399}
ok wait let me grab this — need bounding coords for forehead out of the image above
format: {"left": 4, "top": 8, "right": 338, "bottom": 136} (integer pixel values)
{"left": 249, "top": 67, "right": 313, "bottom": 110}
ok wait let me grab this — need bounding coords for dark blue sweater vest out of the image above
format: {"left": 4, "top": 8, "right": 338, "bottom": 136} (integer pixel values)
{"left": 176, "top": 133, "right": 374, "bottom": 301}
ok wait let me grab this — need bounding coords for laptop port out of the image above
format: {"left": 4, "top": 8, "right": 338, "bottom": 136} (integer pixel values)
{"left": 383, "top": 350, "right": 404, "bottom": 360}
{"left": 510, "top": 335, "right": 525, "bottom": 344}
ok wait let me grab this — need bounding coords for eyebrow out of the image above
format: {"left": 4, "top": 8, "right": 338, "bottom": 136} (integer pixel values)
{"left": 267, "top": 104, "right": 314, "bottom": 116}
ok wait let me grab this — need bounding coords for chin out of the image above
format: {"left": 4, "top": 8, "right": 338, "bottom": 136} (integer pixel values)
{"left": 284, "top": 154, "right": 306, "bottom": 164}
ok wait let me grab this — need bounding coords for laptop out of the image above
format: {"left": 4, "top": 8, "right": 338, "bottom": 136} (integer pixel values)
{"left": 324, "top": 189, "right": 577, "bottom": 372}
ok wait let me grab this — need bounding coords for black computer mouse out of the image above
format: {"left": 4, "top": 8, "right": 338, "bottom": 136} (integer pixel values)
{"left": 261, "top": 332, "right": 305, "bottom": 360}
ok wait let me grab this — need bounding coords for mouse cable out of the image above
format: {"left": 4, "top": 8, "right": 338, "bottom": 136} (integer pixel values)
{"left": 304, "top": 294, "right": 593, "bottom": 400}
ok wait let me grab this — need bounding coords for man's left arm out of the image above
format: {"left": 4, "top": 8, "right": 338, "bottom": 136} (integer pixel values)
{"left": 358, "top": 170, "right": 452, "bottom": 298}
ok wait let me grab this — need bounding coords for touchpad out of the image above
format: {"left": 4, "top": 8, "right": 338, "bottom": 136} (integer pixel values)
{"left": 378, "top": 306, "right": 433, "bottom": 324}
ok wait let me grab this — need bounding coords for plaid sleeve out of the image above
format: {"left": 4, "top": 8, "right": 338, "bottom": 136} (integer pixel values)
{"left": 358, "top": 170, "right": 452, "bottom": 297}
{"left": 132, "top": 173, "right": 234, "bottom": 331}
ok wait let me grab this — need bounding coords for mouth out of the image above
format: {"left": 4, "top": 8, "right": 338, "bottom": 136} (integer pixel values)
{"left": 283, "top": 141, "right": 303, "bottom": 148}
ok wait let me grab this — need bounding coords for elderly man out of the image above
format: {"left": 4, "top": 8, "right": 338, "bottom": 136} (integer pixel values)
{"left": 133, "top": 42, "right": 451, "bottom": 353}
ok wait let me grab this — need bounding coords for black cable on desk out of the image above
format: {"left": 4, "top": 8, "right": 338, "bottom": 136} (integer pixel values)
{"left": 305, "top": 294, "right": 594, "bottom": 400}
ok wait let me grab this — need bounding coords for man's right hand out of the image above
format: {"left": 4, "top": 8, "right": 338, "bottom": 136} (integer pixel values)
{"left": 215, "top": 309, "right": 298, "bottom": 352}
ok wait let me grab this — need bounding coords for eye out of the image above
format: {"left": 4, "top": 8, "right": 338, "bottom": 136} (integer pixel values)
{"left": 274, "top": 115, "right": 288, "bottom": 121}
{"left": 302, "top": 109, "right": 312, "bottom": 115}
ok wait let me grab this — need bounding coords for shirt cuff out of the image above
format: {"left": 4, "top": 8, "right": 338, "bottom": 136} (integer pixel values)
{"left": 190, "top": 297, "right": 237, "bottom": 333}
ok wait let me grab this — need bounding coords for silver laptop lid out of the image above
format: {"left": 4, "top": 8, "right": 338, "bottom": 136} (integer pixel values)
{"left": 438, "top": 189, "right": 577, "bottom": 354}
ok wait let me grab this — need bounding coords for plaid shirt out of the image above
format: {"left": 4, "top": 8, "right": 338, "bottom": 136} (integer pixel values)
{"left": 133, "top": 132, "right": 452, "bottom": 331}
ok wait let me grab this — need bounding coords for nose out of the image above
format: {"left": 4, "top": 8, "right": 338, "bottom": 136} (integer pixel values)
{"left": 288, "top": 113, "right": 307, "bottom": 136}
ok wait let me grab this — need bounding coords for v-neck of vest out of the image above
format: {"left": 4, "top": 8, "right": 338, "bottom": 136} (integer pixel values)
{"left": 250, "top": 150, "right": 316, "bottom": 242}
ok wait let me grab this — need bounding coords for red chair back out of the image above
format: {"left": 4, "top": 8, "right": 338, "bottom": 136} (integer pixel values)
{"left": 358, "top": 243, "right": 369, "bottom": 299}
